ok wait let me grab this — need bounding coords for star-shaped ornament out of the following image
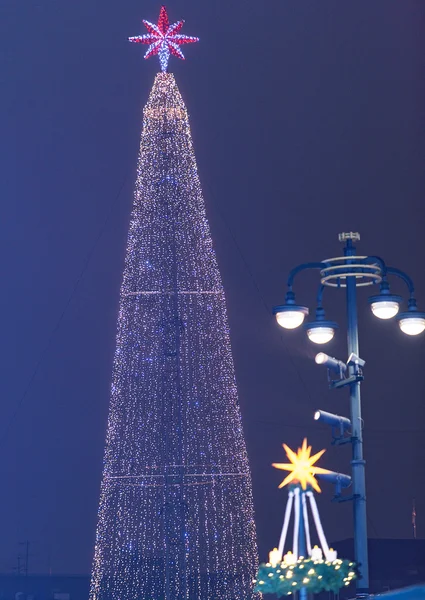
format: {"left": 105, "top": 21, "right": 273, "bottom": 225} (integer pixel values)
{"left": 272, "top": 438, "right": 333, "bottom": 493}
{"left": 129, "top": 5, "right": 199, "bottom": 72}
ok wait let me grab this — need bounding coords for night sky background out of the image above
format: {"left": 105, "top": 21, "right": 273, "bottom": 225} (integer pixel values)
{"left": 0, "top": 0, "right": 424, "bottom": 576}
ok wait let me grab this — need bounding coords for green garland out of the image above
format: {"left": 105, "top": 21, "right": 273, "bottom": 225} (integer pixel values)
{"left": 254, "top": 557, "right": 358, "bottom": 597}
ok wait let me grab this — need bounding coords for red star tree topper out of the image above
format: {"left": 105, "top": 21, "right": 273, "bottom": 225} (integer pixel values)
{"left": 129, "top": 5, "right": 199, "bottom": 72}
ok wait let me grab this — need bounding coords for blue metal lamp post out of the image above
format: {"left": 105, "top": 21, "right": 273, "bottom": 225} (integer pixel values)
{"left": 273, "top": 232, "right": 425, "bottom": 598}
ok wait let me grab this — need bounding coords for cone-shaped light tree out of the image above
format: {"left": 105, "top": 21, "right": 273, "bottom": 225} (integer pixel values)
{"left": 89, "top": 7, "right": 258, "bottom": 600}
{"left": 255, "top": 439, "right": 358, "bottom": 597}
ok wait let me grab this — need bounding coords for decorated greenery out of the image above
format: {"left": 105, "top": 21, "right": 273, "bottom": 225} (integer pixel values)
{"left": 257, "top": 440, "right": 359, "bottom": 596}
{"left": 254, "top": 556, "right": 358, "bottom": 597}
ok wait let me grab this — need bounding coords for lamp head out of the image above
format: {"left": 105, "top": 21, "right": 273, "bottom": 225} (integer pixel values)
{"left": 273, "top": 291, "right": 308, "bottom": 330}
{"left": 314, "top": 410, "right": 351, "bottom": 432}
{"left": 315, "top": 352, "right": 347, "bottom": 374}
{"left": 397, "top": 298, "right": 425, "bottom": 336}
{"left": 304, "top": 306, "right": 338, "bottom": 345}
{"left": 368, "top": 281, "right": 402, "bottom": 320}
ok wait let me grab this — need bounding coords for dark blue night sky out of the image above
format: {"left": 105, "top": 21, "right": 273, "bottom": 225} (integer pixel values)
{"left": 0, "top": 0, "right": 424, "bottom": 575}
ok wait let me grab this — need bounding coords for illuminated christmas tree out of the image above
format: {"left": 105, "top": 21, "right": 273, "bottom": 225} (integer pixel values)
{"left": 255, "top": 439, "right": 358, "bottom": 597}
{"left": 89, "top": 7, "right": 258, "bottom": 600}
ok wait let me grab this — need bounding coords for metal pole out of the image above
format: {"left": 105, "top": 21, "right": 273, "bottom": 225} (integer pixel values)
{"left": 344, "top": 238, "right": 369, "bottom": 597}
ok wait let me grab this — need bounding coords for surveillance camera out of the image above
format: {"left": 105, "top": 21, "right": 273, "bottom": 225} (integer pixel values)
{"left": 347, "top": 352, "right": 365, "bottom": 368}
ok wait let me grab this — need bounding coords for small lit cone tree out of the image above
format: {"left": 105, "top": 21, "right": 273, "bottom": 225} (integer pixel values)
{"left": 254, "top": 439, "right": 358, "bottom": 597}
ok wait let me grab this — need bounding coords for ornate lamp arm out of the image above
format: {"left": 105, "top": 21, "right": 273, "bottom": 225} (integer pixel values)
{"left": 363, "top": 255, "right": 387, "bottom": 273}
{"left": 386, "top": 266, "right": 415, "bottom": 297}
{"left": 316, "top": 284, "right": 325, "bottom": 308}
{"left": 287, "top": 262, "right": 326, "bottom": 289}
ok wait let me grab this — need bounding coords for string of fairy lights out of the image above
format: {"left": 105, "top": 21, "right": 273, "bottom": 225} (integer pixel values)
{"left": 89, "top": 72, "right": 259, "bottom": 600}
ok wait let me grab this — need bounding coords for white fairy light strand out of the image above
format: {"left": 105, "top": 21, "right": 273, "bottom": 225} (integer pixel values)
{"left": 89, "top": 72, "right": 259, "bottom": 600}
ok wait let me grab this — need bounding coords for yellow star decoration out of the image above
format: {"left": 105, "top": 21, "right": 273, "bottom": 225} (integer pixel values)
{"left": 272, "top": 438, "right": 333, "bottom": 493}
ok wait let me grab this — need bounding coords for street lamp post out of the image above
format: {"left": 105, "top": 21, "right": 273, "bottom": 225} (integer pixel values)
{"left": 273, "top": 232, "right": 425, "bottom": 598}
{"left": 345, "top": 236, "right": 368, "bottom": 598}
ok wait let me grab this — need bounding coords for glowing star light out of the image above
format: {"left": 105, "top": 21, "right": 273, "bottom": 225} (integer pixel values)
{"left": 129, "top": 5, "right": 199, "bottom": 72}
{"left": 272, "top": 438, "right": 333, "bottom": 493}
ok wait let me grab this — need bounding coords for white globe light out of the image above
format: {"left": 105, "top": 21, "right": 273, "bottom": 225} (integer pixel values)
{"left": 306, "top": 327, "right": 335, "bottom": 344}
{"left": 371, "top": 300, "right": 399, "bottom": 320}
{"left": 398, "top": 317, "right": 425, "bottom": 336}
{"left": 275, "top": 310, "right": 306, "bottom": 330}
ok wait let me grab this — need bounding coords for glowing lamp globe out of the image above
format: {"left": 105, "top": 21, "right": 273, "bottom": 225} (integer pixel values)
{"left": 396, "top": 299, "right": 425, "bottom": 336}
{"left": 368, "top": 292, "right": 402, "bottom": 320}
{"left": 371, "top": 300, "right": 399, "bottom": 319}
{"left": 304, "top": 315, "right": 338, "bottom": 344}
{"left": 304, "top": 306, "right": 338, "bottom": 345}
{"left": 398, "top": 315, "right": 425, "bottom": 336}
{"left": 273, "top": 304, "right": 309, "bottom": 330}
{"left": 306, "top": 326, "right": 335, "bottom": 344}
